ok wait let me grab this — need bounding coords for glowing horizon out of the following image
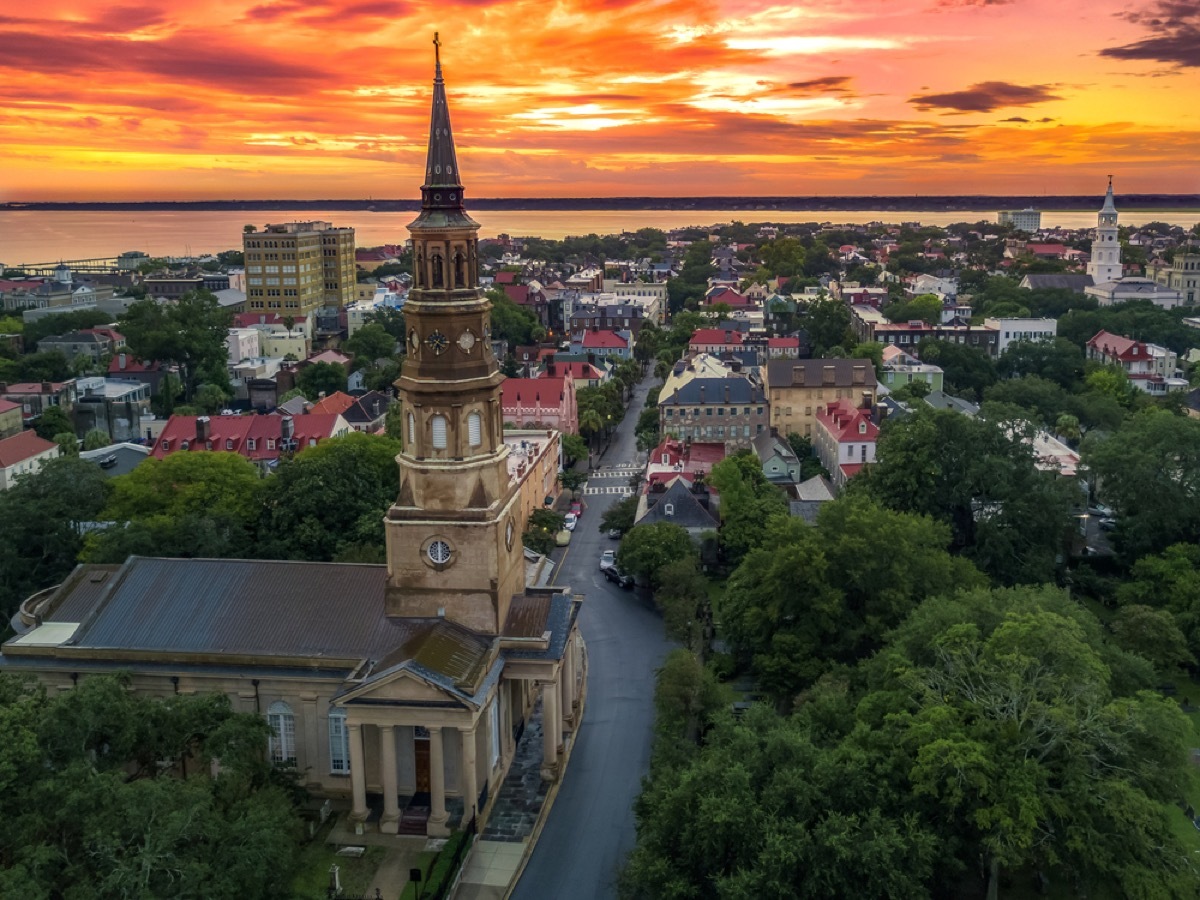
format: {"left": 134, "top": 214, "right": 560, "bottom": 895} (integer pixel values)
{"left": 2, "top": 0, "right": 1198, "bottom": 202}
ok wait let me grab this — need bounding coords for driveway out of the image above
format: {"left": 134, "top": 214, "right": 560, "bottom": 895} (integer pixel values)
{"left": 511, "top": 378, "right": 669, "bottom": 900}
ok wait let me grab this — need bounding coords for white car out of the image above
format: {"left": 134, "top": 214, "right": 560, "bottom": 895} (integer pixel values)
{"left": 600, "top": 550, "right": 616, "bottom": 571}
{"left": 564, "top": 512, "right": 578, "bottom": 532}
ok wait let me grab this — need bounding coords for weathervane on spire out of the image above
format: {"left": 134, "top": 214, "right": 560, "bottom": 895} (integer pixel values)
{"left": 1108, "top": 174, "right": 1113, "bottom": 189}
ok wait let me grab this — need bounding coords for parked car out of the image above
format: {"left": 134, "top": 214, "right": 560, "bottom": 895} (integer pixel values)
{"left": 1098, "top": 517, "right": 1118, "bottom": 532}
{"left": 570, "top": 500, "right": 582, "bottom": 516}
{"left": 555, "top": 529, "right": 572, "bottom": 546}
{"left": 564, "top": 512, "right": 578, "bottom": 532}
{"left": 603, "top": 566, "right": 634, "bottom": 589}
{"left": 1089, "top": 503, "right": 1113, "bottom": 517}
{"left": 98, "top": 454, "right": 118, "bottom": 469}
{"left": 600, "top": 549, "right": 616, "bottom": 571}
{"left": 607, "top": 528, "right": 621, "bottom": 539}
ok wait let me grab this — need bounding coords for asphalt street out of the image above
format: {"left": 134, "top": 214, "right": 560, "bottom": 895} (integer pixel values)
{"left": 511, "top": 377, "right": 670, "bottom": 900}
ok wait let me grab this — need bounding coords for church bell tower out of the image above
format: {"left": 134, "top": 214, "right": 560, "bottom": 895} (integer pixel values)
{"left": 1087, "top": 176, "right": 1122, "bottom": 285}
{"left": 385, "top": 36, "right": 525, "bottom": 633}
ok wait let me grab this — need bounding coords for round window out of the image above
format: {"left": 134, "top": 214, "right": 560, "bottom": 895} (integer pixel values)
{"left": 428, "top": 540, "right": 451, "bottom": 564}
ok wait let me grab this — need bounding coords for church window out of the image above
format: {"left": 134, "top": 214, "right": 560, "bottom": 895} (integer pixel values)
{"left": 431, "top": 414, "right": 448, "bottom": 449}
{"left": 428, "top": 539, "right": 451, "bottom": 564}
{"left": 328, "top": 709, "right": 350, "bottom": 774}
{"left": 267, "top": 701, "right": 296, "bottom": 765}
{"left": 431, "top": 253, "right": 444, "bottom": 288}
{"left": 454, "top": 251, "right": 466, "bottom": 288}
{"left": 468, "top": 412, "right": 482, "bottom": 447}
{"left": 407, "top": 412, "right": 415, "bottom": 446}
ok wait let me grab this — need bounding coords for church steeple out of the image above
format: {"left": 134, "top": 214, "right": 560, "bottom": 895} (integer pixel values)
{"left": 385, "top": 36, "right": 525, "bottom": 634}
{"left": 1088, "top": 176, "right": 1122, "bottom": 284}
{"left": 415, "top": 32, "right": 472, "bottom": 225}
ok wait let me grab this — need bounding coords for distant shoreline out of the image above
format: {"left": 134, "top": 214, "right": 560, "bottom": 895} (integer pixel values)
{"left": 5, "top": 195, "right": 1199, "bottom": 214}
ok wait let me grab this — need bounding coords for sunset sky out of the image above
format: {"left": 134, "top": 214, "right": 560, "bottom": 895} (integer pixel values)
{"left": 2, "top": 0, "right": 1198, "bottom": 201}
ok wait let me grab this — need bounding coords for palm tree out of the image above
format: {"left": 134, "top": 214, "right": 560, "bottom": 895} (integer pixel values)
{"left": 578, "top": 407, "right": 604, "bottom": 451}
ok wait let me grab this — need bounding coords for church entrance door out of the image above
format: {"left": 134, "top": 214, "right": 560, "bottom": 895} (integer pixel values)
{"left": 414, "top": 735, "right": 431, "bottom": 794}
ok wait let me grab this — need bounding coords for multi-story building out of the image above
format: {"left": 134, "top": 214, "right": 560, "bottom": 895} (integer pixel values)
{"left": 998, "top": 208, "right": 1042, "bottom": 232}
{"left": 501, "top": 376, "right": 579, "bottom": 434}
{"left": 1085, "top": 277, "right": 1184, "bottom": 310}
{"left": 0, "top": 430, "right": 60, "bottom": 490}
{"left": 658, "top": 376, "right": 768, "bottom": 451}
{"left": 880, "top": 346, "right": 944, "bottom": 393}
{"left": 74, "top": 377, "right": 153, "bottom": 443}
{"left": 1086, "top": 329, "right": 1187, "bottom": 395}
{"left": 871, "top": 320, "right": 1000, "bottom": 357}
{"left": 764, "top": 359, "right": 876, "bottom": 439}
{"left": 984, "top": 317, "right": 1058, "bottom": 356}
{"left": 0, "top": 380, "right": 77, "bottom": 420}
{"left": 1154, "top": 243, "right": 1200, "bottom": 305}
{"left": 244, "top": 221, "right": 355, "bottom": 317}
{"left": 814, "top": 398, "right": 878, "bottom": 488}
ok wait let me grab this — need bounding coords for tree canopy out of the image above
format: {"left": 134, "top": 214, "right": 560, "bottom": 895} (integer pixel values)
{"left": 118, "top": 291, "right": 232, "bottom": 400}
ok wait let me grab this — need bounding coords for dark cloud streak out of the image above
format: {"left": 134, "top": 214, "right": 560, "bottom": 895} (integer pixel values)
{"left": 909, "top": 81, "right": 1061, "bottom": 111}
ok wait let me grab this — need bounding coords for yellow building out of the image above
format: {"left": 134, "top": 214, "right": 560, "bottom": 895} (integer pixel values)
{"left": 764, "top": 358, "right": 877, "bottom": 438}
{"left": 244, "top": 221, "right": 356, "bottom": 316}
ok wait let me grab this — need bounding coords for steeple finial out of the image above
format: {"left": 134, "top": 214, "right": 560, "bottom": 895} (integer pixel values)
{"left": 410, "top": 33, "right": 476, "bottom": 228}
{"left": 433, "top": 32, "right": 441, "bottom": 77}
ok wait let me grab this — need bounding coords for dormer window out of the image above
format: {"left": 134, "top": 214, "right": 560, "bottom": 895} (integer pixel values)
{"left": 248, "top": 438, "right": 257, "bottom": 451}
{"left": 664, "top": 503, "right": 675, "bottom": 517}
{"left": 267, "top": 438, "right": 276, "bottom": 450}
{"left": 181, "top": 439, "right": 189, "bottom": 450}
{"left": 225, "top": 438, "right": 233, "bottom": 450}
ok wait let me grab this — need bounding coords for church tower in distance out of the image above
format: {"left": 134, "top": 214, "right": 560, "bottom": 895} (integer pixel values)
{"left": 385, "top": 36, "right": 525, "bottom": 633}
{"left": 1087, "top": 176, "right": 1123, "bottom": 285}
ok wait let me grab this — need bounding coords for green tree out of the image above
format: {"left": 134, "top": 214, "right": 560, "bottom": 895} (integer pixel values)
{"left": 524, "top": 508, "right": 565, "bottom": 555}
{"left": 981, "top": 374, "right": 1070, "bottom": 427}
{"left": 119, "top": 290, "right": 232, "bottom": 400}
{"left": 655, "top": 558, "right": 713, "bottom": 659}
{"left": 258, "top": 432, "right": 401, "bottom": 561}
{"left": 101, "top": 451, "right": 263, "bottom": 525}
{"left": 0, "top": 458, "right": 109, "bottom": 620}
{"left": 295, "top": 361, "right": 348, "bottom": 400}
{"left": 0, "top": 673, "right": 303, "bottom": 900}
{"left": 33, "top": 404, "right": 73, "bottom": 440}
{"left": 561, "top": 432, "right": 588, "bottom": 465}
{"left": 52, "top": 432, "right": 77, "bottom": 455}
{"left": 600, "top": 494, "right": 638, "bottom": 535}
{"left": 805, "top": 298, "right": 852, "bottom": 356}
{"left": 915, "top": 338, "right": 997, "bottom": 400}
{"left": 617, "top": 522, "right": 696, "bottom": 587}
{"left": 1083, "top": 410, "right": 1200, "bottom": 561}
{"left": 857, "top": 407, "right": 1073, "bottom": 584}
{"left": 194, "top": 382, "right": 230, "bottom": 414}
{"left": 1117, "top": 544, "right": 1200, "bottom": 662}
{"left": 344, "top": 322, "right": 396, "bottom": 363}
{"left": 560, "top": 469, "right": 587, "bottom": 495}
{"left": 82, "top": 428, "right": 111, "bottom": 450}
{"left": 362, "top": 306, "right": 407, "bottom": 342}
{"left": 996, "top": 337, "right": 1084, "bottom": 388}
{"left": 707, "top": 452, "right": 788, "bottom": 566}
{"left": 883, "top": 292, "right": 942, "bottom": 325}
{"left": 486, "top": 287, "right": 541, "bottom": 346}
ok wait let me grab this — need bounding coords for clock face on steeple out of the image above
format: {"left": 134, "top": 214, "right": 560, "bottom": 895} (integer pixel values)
{"left": 426, "top": 330, "right": 449, "bottom": 354}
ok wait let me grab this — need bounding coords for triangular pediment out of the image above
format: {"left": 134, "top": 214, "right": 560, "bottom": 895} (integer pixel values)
{"left": 340, "top": 664, "right": 465, "bottom": 706}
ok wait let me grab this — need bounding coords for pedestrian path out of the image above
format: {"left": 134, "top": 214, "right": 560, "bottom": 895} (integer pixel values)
{"left": 582, "top": 485, "right": 636, "bottom": 497}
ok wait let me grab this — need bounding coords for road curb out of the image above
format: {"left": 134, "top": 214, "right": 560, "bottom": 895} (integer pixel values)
{"left": 501, "top": 638, "right": 590, "bottom": 900}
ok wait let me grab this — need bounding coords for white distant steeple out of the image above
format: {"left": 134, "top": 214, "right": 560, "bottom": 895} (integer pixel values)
{"left": 1087, "top": 176, "right": 1122, "bottom": 284}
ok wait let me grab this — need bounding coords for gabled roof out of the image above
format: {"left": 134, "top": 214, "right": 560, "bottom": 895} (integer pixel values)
{"left": 0, "top": 399, "right": 21, "bottom": 415}
{"left": 543, "top": 361, "right": 605, "bottom": 380}
{"left": 0, "top": 430, "right": 58, "bottom": 467}
{"left": 503, "top": 284, "right": 530, "bottom": 304}
{"left": 689, "top": 328, "right": 744, "bottom": 346}
{"left": 502, "top": 377, "right": 566, "bottom": 407}
{"left": 638, "top": 478, "right": 718, "bottom": 529}
{"left": 816, "top": 399, "right": 879, "bottom": 443}
{"left": 309, "top": 391, "right": 357, "bottom": 416}
{"left": 1020, "top": 273, "right": 1093, "bottom": 291}
{"left": 1087, "top": 329, "right": 1147, "bottom": 361}
{"left": 659, "top": 376, "right": 764, "bottom": 405}
{"left": 580, "top": 330, "right": 627, "bottom": 349}
{"left": 765, "top": 358, "right": 877, "bottom": 390}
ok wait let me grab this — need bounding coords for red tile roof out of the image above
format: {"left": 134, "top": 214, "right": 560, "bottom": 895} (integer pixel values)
{"left": 494, "top": 271, "right": 517, "bottom": 284}
{"left": 109, "top": 356, "right": 166, "bottom": 375}
{"left": 501, "top": 377, "right": 566, "bottom": 407}
{"left": 503, "top": 284, "right": 530, "bottom": 304}
{"left": 4, "top": 381, "right": 73, "bottom": 394}
{"left": 0, "top": 399, "right": 21, "bottom": 415}
{"left": 767, "top": 337, "right": 799, "bottom": 348}
{"left": 544, "top": 362, "right": 604, "bottom": 381}
{"left": 581, "top": 330, "right": 627, "bottom": 349}
{"left": 0, "top": 430, "right": 58, "bottom": 467}
{"left": 1087, "top": 330, "right": 1146, "bottom": 362}
{"left": 817, "top": 399, "right": 879, "bottom": 443}
{"left": 309, "top": 391, "right": 357, "bottom": 416}
{"left": 151, "top": 413, "right": 346, "bottom": 461}
{"left": 689, "top": 328, "right": 744, "bottom": 346}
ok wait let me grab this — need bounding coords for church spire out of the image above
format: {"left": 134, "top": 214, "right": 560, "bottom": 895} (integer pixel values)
{"left": 1100, "top": 174, "right": 1117, "bottom": 215}
{"left": 418, "top": 32, "right": 467, "bottom": 217}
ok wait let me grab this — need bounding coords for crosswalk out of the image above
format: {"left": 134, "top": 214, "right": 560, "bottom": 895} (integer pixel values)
{"left": 583, "top": 485, "right": 636, "bottom": 497}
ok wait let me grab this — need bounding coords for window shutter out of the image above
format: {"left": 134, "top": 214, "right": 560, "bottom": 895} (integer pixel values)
{"left": 468, "top": 412, "right": 482, "bottom": 447}
{"left": 431, "top": 415, "right": 448, "bottom": 449}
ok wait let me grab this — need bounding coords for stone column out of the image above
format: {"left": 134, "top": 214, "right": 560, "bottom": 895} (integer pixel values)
{"left": 300, "top": 694, "right": 319, "bottom": 783}
{"left": 560, "top": 659, "right": 574, "bottom": 728}
{"left": 540, "top": 681, "right": 559, "bottom": 781}
{"left": 348, "top": 724, "right": 368, "bottom": 825}
{"left": 501, "top": 681, "right": 514, "bottom": 758}
{"left": 460, "top": 726, "right": 478, "bottom": 828}
{"left": 379, "top": 725, "right": 400, "bottom": 834}
{"left": 428, "top": 726, "right": 449, "bottom": 836}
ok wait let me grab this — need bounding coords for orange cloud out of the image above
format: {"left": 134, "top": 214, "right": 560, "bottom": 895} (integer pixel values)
{"left": 0, "top": 0, "right": 1197, "bottom": 200}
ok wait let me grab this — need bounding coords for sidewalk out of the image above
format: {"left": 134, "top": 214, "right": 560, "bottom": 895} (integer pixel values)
{"left": 453, "top": 644, "right": 587, "bottom": 900}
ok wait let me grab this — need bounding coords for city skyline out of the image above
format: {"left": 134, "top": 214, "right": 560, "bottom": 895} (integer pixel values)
{"left": 2, "top": 0, "right": 1198, "bottom": 202}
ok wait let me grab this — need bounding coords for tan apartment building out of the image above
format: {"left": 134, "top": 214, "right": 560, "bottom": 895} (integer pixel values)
{"left": 764, "top": 358, "right": 877, "bottom": 439}
{"left": 244, "top": 221, "right": 356, "bottom": 316}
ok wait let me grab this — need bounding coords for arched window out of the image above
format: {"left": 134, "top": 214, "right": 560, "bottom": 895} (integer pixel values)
{"left": 431, "top": 414, "right": 448, "bottom": 450}
{"left": 407, "top": 412, "right": 416, "bottom": 447}
{"left": 328, "top": 708, "right": 350, "bottom": 774}
{"left": 468, "top": 411, "right": 482, "bottom": 448}
{"left": 431, "top": 253, "right": 444, "bottom": 288}
{"left": 267, "top": 701, "right": 296, "bottom": 765}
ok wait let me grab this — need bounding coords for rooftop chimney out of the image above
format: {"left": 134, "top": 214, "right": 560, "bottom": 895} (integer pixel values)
{"left": 822, "top": 365, "right": 835, "bottom": 385}
{"left": 41, "top": 381, "right": 52, "bottom": 393}
{"left": 196, "top": 415, "right": 211, "bottom": 443}
{"left": 724, "top": 383, "right": 730, "bottom": 402}
{"left": 118, "top": 353, "right": 127, "bottom": 370}
{"left": 861, "top": 390, "right": 873, "bottom": 410}
{"left": 281, "top": 415, "right": 295, "bottom": 440}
